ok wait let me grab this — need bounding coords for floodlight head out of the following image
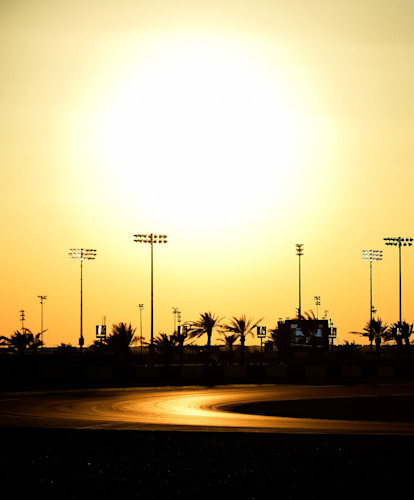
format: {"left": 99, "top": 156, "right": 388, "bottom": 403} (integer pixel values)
{"left": 362, "top": 249, "right": 383, "bottom": 261}
{"left": 68, "top": 248, "right": 97, "bottom": 261}
{"left": 383, "top": 236, "right": 413, "bottom": 247}
{"left": 295, "top": 243, "right": 304, "bottom": 256}
{"left": 134, "top": 233, "right": 168, "bottom": 244}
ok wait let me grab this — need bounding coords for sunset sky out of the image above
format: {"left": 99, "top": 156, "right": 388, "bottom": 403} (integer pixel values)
{"left": 1, "top": 0, "right": 414, "bottom": 347}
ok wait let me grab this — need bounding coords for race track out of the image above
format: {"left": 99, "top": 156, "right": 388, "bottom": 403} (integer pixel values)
{"left": 1, "top": 383, "right": 414, "bottom": 434}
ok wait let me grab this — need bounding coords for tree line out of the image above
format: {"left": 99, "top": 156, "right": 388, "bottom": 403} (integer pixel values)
{"left": 2, "top": 312, "right": 412, "bottom": 362}
{"left": 356, "top": 318, "right": 413, "bottom": 352}
{"left": 0, "top": 312, "right": 265, "bottom": 362}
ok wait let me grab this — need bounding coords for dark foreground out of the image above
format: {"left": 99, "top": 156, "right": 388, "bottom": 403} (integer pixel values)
{"left": 1, "top": 426, "right": 413, "bottom": 499}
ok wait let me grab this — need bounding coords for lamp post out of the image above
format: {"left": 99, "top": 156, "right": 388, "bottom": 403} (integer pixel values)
{"left": 134, "top": 234, "right": 168, "bottom": 357}
{"left": 314, "top": 296, "right": 321, "bottom": 319}
{"left": 361, "top": 250, "right": 382, "bottom": 329}
{"left": 384, "top": 237, "right": 413, "bottom": 326}
{"left": 296, "top": 244, "right": 304, "bottom": 318}
{"left": 38, "top": 295, "right": 47, "bottom": 348}
{"left": 139, "top": 303, "right": 144, "bottom": 354}
{"left": 68, "top": 248, "right": 97, "bottom": 350}
{"left": 172, "top": 307, "right": 181, "bottom": 333}
{"left": 19, "top": 309, "right": 25, "bottom": 332}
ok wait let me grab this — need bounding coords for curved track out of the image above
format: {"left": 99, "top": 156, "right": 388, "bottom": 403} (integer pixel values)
{"left": 1, "top": 383, "right": 414, "bottom": 434}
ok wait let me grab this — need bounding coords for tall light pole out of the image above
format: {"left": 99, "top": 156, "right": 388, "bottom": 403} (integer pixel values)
{"left": 361, "top": 250, "right": 383, "bottom": 328}
{"left": 296, "top": 244, "right": 304, "bottom": 318}
{"left": 38, "top": 295, "right": 47, "bottom": 348}
{"left": 139, "top": 303, "right": 144, "bottom": 354}
{"left": 384, "top": 237, "right": 413, "bottom": 326}
{"left": 134, "top": 234, "right": 168, "bottom": 357}
{"left": 68, "top": 248, "right": 97, "bottom": 350}
{"left": 19, "top": 309, "right": 25, "bottom": 332}
{"left": 172, "top": 307, "right": 181, "bottom": 333}
{"left": 314, "top": 296, "right": 321, "bottom": 319}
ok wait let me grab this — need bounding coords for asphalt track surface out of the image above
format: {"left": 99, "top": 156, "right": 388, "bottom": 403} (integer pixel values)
{"left": 1, "top": 383, "right": 414, "bottom": 433}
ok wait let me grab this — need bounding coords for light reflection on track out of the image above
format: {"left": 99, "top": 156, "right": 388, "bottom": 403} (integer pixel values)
{"left": 1, "top": 384, "right": 414, "bottom": 434}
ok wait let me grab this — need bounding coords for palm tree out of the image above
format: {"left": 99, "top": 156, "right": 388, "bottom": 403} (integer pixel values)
{"left": 269, "top": 323, "right": 292, "bottom": 363}
{"left": 104, "top": 322, "right": 137, "bottom": 363}
{"left": 292, "top": 309, "right": 316, "bottom": 321}
{"left": 154, "top": 333, "right": 178, "bottom": 365}
{"left": 218, "top": 332, "right": 238, "bottom": 365}
{"left": 218, "top": 332, "right": 239, "bottom": 351}
{"left": 0, "top": 329, "right": 43, "bottom": 355}
{"left": 386, "top": 321, "right": 413, "bottom": 358}
{"left": 336, "top": 340, "right": 359, "bottom": 363}
{"left": 301, "top": 310, "right": 316, "bottom": 321}
{"left": 55, "top": 343, "right": 78, "bottom": 367}
{"left": 386, "top": 321, "right": 412, "bottom": 344}
{"left": 187, "top": 312, "right": 223, "bottom": 364}
{"left": 222, "top": 315, "right": 263, "bottom": 365}
{"left": 363, "top": 317, "right": 388, "bottom": 350}
{"left": 268, "top": 326, "right": 279, "bottom": 344}
{"left": 173, "top": 329, "right": 190, "bottom": 366}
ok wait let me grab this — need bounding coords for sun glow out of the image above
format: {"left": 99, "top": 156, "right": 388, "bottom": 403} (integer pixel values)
{"left": 74, "top": 35, "right": 318, "bottom": 234}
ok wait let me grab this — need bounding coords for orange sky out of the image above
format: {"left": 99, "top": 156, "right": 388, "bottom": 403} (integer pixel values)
{"left": 1, "top": 0, "right": 414, "bottom": 347}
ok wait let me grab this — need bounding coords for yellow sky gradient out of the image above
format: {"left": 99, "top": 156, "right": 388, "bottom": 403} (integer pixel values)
{"left": 1, "top": 0, "right": 414, "bottom": 347}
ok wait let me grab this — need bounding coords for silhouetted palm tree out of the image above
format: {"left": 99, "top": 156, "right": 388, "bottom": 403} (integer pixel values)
{"left": 173, "top": 329, "right": 189, "bottom": 366}
{"left": 153, "top": 333, "right": 175, "bottom": 365}
{"left": 222, "top": 315, "right": 263, "bottom": 364}
{"left": 187, "top": 312, "right": 223, "bottom": 364}
{"left": 218, "top": 332, "right": 239, "bottom": 351}
{"left": 336, "top": 340, "right": 359, "bottom": 363}
{"left": 292, "top": 310, "right": 316, "bottom": 321}
{"left": 104, "top": 322, "right": 137, "bottom": 363}
{"left": 0, "top": 329, "right": 43, "bottom": 355}
{"left": 268, "top": 326, "right": 279, "bottom": 344}
{"left": 218, "top": 332, "right": 238, "bottom": 365}
{"left": 154, "top": 333, "right": 179, "bottom": 348}
{"left": 270, "top": 323, "right": 292, "bottom": 363}
{"left": 386, "top": 321, "right": 412, "bottom": 344}
{"left": 363, "top": 317, "right": 388, "bottom": 350}
{"left": 386, "top": 321, "right": 413, "bottom": 358}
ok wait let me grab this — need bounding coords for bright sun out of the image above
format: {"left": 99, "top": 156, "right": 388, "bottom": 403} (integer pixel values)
{"left": 78, "top": 34, "right": 316, "bottom": 234}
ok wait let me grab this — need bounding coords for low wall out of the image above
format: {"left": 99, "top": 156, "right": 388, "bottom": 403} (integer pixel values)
{"left": 305, "top": 365, "right": 325, "bottom": 378}
{"left": 0, "top": 360, "right": 411, "bottom": 389}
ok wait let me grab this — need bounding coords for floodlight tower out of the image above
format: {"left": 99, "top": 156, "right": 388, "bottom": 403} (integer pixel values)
{"left": 361, "top": 250, "right": 383, "bottom": 327}
{"left": 68, "top": 248, "right": 97, "bottom": 350}
{"left": 384, "top": 237, "right": 413, "bottom": 326}
{"left": 38, "top": 295, "right": 47, "bottom": 348}
{"left": 173, "top": 307, "right": 181, "bottom": 333}
{"left": 296, "top": 244, "right": 304, "bottom": 318}
{"left": 19, "top": 309, "right": 25, "bottom": 331}
{"left": 314, "top": 296, "right": 321, "bottom": 319}
{"left": 134, "top": 234, "right": 168, "bottom": 356}
{"left": 139, "top": 303, "right": 144, "bottom": 354}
